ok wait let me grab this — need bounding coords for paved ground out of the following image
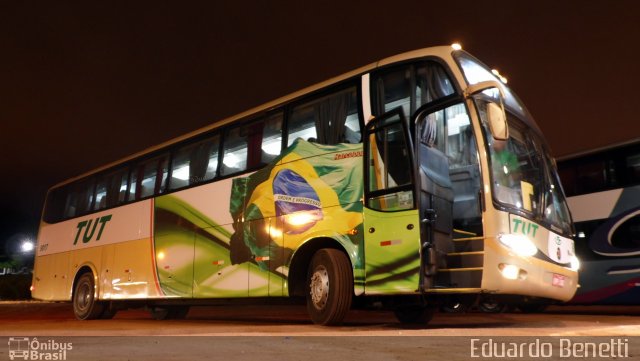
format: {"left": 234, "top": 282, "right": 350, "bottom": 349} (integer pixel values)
{"left": 1, "top": 302, "right": 639, "bottom": 360}
{"left": 2, "top": 301, "right": 640, "bottom": 336}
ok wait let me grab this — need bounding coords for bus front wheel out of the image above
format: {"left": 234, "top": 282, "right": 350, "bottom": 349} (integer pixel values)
{"left": 306, "top": 249, "right": 353, "bottom": 326}
{"left": 73, "top": 272, "right": 104, "bottom": 320}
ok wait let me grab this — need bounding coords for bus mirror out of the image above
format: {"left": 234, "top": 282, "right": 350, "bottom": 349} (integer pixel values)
{"left": 487, "top": 102, "right": 508, "bottom": 141}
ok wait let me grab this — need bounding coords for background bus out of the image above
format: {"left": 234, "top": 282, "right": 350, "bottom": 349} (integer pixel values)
{"left": 32, "top": 45, "right": 578, "bottom": 325}
{"left": 558, "top": 139, "right": 640, "bottom": 304}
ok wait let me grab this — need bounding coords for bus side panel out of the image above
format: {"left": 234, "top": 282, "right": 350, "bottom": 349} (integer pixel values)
{"left": 33, "top": 201, "right": 155, "bottom": 301}
{"left": 362, "top": 208, "right": 421, "bottom": 295}
{"left": 31, "top": 252, "right": 71, "bottom": 301}
{"left": 108, "top": 238, "right": 162, "bottom": 299}
{"left": 568, "top": 186, "right": 640, "bottom": 304}
{"left": 69, "top": 246, "right": 103, "bottom": 291}
{"left": 155, "top": 180, "right": 253, "bottom": 298}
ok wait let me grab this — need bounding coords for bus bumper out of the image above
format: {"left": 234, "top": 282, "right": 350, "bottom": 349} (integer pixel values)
{"left": 480, "top": 236, "right": 578, "bottom": 302}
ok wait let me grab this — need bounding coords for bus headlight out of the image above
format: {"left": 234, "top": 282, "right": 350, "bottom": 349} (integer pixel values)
{"left": 570, "top": 256, "right": 580, "bottom": 271}
{"left": 498, "top": 234, "right": 538, "bottom": 257}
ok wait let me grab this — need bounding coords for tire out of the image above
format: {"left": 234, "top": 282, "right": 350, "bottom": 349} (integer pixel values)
{"left": 306, "top": 249, "right": 353, "bottom": 326}
{"left": 150, "top": 306, "right": 190, "bottom": 320}
{"left": 479, "top": 300, "right": 507, "bottom": 313}
{"left": 73, "top": 272, "right": 104, "bottom": 320}
{"left": 394, "top": 305, "right": 436, "bottom": 324}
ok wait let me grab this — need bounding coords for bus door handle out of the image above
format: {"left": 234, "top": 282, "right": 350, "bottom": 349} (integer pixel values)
{"left": 422, "top": 209, "right": 437, "bottom": 224}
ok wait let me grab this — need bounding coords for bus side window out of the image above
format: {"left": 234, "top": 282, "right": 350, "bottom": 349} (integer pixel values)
{"left": 287, "top": 85, "right": 360, "bottom": 146}
{"left": 261, "top": 112, "right": 283, "bottom": 164}
{"left": 66, "top": 180, "right": 95, "bottom": 216}
{"left": 104, "top": 168, "right": 128, "bottom": 207}
{"left": 170, "top": 134, "right": 220, "bottom": 190}
{"left": 93, "top": 178, "right": 108, "bottom": 211}
{"left": 372, "top": 62, "right": 454, "bottom": 118}
{"left": 63, "top": 190, "right": 78, "bottom": 219}
{"left": 222, "top": 124, "right": 251, "bottom": 176}
{"left": 625, "top": 153, "right": 640, "bottom": 185}
{"left": 115, "top": 169, "right": 128, "bottom": 204}
{"left": 128, "top": 167, "right": 139, "bottom": 201}
{"left": 139, "top": 159, "right": 157, "bottom": 198}
{"left": 222, "top": 115, "right": 281, "bottom": 176}
{"left": 366, "top": 111, "right": 414, "bottom": 211}
{"left": 132, "top": 154, "right": 169, "bottom": 199}
{"left": 158, "top": 156, "right": 169, "bottom": 194}
{"left": 43, "top": 187, "right": 66, "bottom": 223}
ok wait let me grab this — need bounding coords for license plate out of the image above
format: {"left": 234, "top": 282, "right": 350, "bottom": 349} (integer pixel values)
{"left": 552, "top": 273, "right": 566, "bottom": 288}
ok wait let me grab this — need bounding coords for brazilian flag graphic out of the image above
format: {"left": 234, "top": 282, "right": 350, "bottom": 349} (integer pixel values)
{"left": 230, "top": 139, "right": 365, "bottom": 272}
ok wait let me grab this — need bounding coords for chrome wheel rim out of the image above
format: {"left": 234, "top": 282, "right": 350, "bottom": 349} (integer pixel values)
{"left": 76, "top": 281, "right": 91, "bottom": 312}
{"left": 309, "top": 265, "right": 329, "bottom": 310}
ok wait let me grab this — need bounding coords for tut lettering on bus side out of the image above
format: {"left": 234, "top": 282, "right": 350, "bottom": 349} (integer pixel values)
{"left": 512, "top": 218, "right": 539, "bottom": 237}
{"left": 73, "top": 215, "right": 112, "bottom": 245}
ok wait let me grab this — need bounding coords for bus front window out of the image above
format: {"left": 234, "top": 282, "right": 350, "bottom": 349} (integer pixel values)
{"left": 543, "top": 155, "right": 573, "bottom": 233}
{"left": 485, "top": 112, "right": 543, "bottom": 213}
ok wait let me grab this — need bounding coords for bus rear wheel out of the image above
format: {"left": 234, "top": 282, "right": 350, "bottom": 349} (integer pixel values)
{"left": 73, "top": 272, "right": 104, "bottom": 320}
{"left": 306, "top": 249, "right": 353, "bottom": 326}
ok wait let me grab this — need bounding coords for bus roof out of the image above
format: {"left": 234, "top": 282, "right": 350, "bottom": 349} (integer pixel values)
{"left": 50, "top": 46, "right": 457, "bottom": 190}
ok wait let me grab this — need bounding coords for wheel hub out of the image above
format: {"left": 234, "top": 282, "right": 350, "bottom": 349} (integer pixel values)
{"left": 76, "top": 282, "right": 91, "bottom": 312}
{"left": 309, "top": 266, "right": 329, "bottom": 310}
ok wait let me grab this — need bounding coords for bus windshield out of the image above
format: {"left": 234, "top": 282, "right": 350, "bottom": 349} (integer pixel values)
{"left": 456, "top": 52, "right": 573, "bottom": 236}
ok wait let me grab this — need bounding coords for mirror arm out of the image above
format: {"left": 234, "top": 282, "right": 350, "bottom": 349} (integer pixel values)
{"left": 463, "top": 80, "right": 505, "bottom": 98}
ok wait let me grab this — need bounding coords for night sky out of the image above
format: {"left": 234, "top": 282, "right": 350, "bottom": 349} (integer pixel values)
{"left": 2, "top": 2, "right": 640, "bottom": 251}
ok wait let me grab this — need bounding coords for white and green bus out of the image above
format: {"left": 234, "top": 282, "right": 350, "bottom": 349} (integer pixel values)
{"left": 32, "top": 45, "right": 578, "bottom": 325}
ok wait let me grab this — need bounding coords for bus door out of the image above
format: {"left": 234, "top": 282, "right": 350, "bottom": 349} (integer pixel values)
{"left": 414, "top": 100, "right": 485, "bottom": 291}
{"left": 413, "top": 102, "right": 459, "bottom": 278}
{"left": 363, "top": 108, "right": 423, "bottom": 294}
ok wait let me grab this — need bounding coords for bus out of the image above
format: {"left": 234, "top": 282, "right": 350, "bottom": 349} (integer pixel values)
{"left": 558, "top": 139, "right": 640, "bottom": 304}
{"left": 32, "top": 45, "right": 578, "bottom": 325}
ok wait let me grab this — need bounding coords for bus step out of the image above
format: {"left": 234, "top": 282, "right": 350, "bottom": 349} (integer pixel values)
{"left": 434, "top": 267, "right": 482, "bottom": 289}
{"left": 446, "top": 251, "right": 484, "bottom": 268}
{"left": 452, "top": 237, "right": 484, "bottom": 252}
